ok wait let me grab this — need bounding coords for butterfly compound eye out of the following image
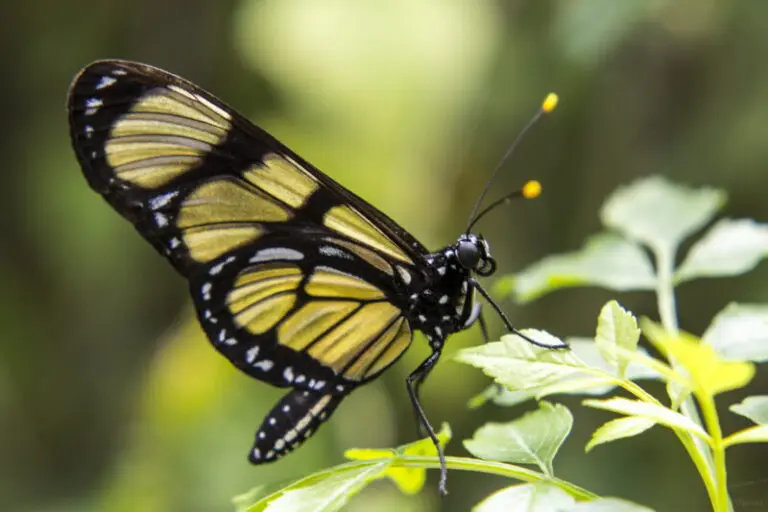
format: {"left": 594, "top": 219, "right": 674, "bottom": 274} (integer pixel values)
{"left": 456, "top": 240, "right": 481, "bottom": 270}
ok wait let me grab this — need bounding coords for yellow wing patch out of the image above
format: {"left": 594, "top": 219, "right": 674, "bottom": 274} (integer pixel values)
{"left": 104, "top": 87, "right": 232, "bottom": 188}
{"left": 182, "top": 224, "right": 263, "bottom": 262}
{"left": 306, "top": 302, "right": 401, "bottom": 374}
{"left": 244, "top": 154, "right": 319, "bottom": 209}
{"left": 323, "top": 205, "right": 412, "bottom": 264}
{"left": 278, "top": 301, "right": 359, "bottom": 352}
{"left": 175, "top": 179, "right": 293, "bottom": 263}
{"left": 229, "top": 265, "right": 303, "bottom": 335}
{"left": 226, "top": 260, "right": 412, "bottom": 382}
{"left": 305, "top": 266, "right": 385, "bottom": 300}
{"left": 344, "top": 317, "right": 412, "bottom": 380}
{"left": 325, "top": 237, "right": 394, "bottom": 276}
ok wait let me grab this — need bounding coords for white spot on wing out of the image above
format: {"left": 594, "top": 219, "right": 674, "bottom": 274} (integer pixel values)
{"left": 209, "top": 255, "right": 236, "bottom": 276}
{"left": 250, "top": 248, "right": 303, "bottom": 263}
{"left": 283, "top": 366, "right": 295, "bottom": 383}
{"left": 96, "top": 76, "right": 117, "bottom": 89}
{"left": 149, "top": 191, "right": 178, "bottom": 210}
{"left": 154, "top": 213, "right": 168, "bottom": 227}
{"left": 274, "top": 439, "right": 285, "bottom": 451}
{"left": 84, "top": 97, "right": 102, "bottom": 116}
{"left": 319, "top": 246, "right": 352, "bottom": 259}
{"left": 201, "top": 282, "right": 212, "bottom": 301}
{"left": 253, "top": 359, "right": 274, "bottom": 372}
{"left": 246, "top": 346, "right": 260, "bottom": 364}
{"left": 439, "top": 295, "right": 449, "bottom": 305}
{"left": 112, "top": 69, "right": 127, "bottom": 76}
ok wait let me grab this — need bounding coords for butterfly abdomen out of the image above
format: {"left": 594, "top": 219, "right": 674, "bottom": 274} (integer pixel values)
{"left": 249, "top": 389, "right": 344, "bottom": 464}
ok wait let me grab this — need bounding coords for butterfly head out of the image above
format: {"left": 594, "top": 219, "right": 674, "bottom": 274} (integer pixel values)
{"left": 455, "top": 234, "right": 496, "bottom": 277}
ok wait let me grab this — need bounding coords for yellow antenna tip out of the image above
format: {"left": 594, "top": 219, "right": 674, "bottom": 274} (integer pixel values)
{"left": 522, "top": 180, "right": 542, "bottom": 199}
{"left": 542, "top": 93, "right": 559, "bottom": 113}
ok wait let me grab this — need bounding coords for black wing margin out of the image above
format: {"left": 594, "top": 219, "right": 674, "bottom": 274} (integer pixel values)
{"left": 67, "top": 60, "right": 428, "bottom": 277}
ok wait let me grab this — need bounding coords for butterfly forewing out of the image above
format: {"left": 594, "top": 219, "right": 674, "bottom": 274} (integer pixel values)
{"left": 68, "top": 60, "right": 427, "bottom": 278}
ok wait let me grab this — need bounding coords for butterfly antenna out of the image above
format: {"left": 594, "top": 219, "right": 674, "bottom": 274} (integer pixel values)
{"left": 465, "top": 93, "right": 558, "bottom": 233}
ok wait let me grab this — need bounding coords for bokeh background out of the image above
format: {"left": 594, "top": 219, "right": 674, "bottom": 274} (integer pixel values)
{"left": 2, "top": 0, "right": 768, "bottom": 510}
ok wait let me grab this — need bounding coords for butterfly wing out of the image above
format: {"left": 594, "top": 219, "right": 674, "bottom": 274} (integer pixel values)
{"left": 68, "top": 60, "right": 426, "bottom": 390}
{"left": 67, "top": 59, "right": 428, "bottom": 279}
{"left": 192, "top": 232, "right": 415, "bottom": 389}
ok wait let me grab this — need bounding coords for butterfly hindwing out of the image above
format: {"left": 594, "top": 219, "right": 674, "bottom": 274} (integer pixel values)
{"left": 68, "top": 60, "right": 428, "bottom": 278}
{"left": 192, "top": 234, "right": 415, "bottom": 392}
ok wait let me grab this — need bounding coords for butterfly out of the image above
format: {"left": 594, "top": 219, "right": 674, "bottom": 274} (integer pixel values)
{"left": 67, "top": 59, "right": 561, "bottom": 494}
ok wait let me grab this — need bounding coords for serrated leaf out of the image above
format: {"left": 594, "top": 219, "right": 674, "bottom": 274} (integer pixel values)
{"left": 595, "top": 301, "right": 640, "bottom": 377}
{"left": 730, "top": 396, "right": 768, "bottom": 425}
{"left": 454, "top": 331, "right": 590, "bottom": 391}
{"left": 644, "top": 322, "right": 756, "bottom": 397}
{"left": 583, "top": 397, "right": 709, "bottom": 441}
{"left": 473, "top": 483, "right": 575, "bottom": 512}
{"left": 585, "top": 416, "right": 656, "bottom": 452}
{"left": 677, "top": 219, "right": 768, "bottom": 282}
{"left": 463, "top": 402, "right": 572, "bottom": 476}
{"left": 703, "top": 303, "right": 768, "bottom": 363}
{"left": 600, "top": 176, "right": 725, "bottom": 253}
{"left": 508, "top": 234, "right": 655, "bottom": 302}
{"left": 570, "top": 498, "right": 656, "bottom": 511}
{"left": 724, "top": 425, "right": 768, "bottom": 447}
{"left": 243, "top": 461, "right": 389, "bottom": 512}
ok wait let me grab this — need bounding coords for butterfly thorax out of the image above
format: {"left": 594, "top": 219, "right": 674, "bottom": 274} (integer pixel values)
{"left": 404, "top": 233, "right": 494, "bottom": 348}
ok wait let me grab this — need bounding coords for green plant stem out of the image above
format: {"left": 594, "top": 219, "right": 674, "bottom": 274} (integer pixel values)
{"left": 698, "top": 393, "right": 730, "bottom": 512}
{"left": 653, "top": 244, "right": 723, "bottom": 510}
{"left": 655, "top": 246, "right": 679, "bottom": 334}
{"left": 395, "top": 455, "right": 598, "bottom": 501}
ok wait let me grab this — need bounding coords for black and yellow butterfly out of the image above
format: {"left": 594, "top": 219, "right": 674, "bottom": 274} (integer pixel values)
{"left": 68, "top": 60, "right": 560, "bottom": 494}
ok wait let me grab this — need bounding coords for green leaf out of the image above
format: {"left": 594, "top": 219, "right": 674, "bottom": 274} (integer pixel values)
{"left": 595, "top": 301, "right": 640, "bottom": 377}
{"left": 345, "top": 424, "right": 451, "bottom": 495}
{"left": 724, "top": 425, "right": 768, "bottom": 447}
{"left": 242, "top": 461, "right": 390, "bottom": 512}
{"left": 507, "top": 234, "right": 655, "bottom": 302}
{"left": 468, "top": 386, "right": 533, "bottom": 409}
{"left": 583, "top": 397, "right": 710, "bottom": 441}
{"left": 585, "top": 416, "right": 656, "bottom": 452}
{"left": 677, "top": 219, "right": 768, "bottom": 282}
{"left": 455, "top": 331, "right": 591, "bottom": 392}
{"left": 463, "top": 402, "right": 572, "bottom": 476}
{"left": 568, "top": 339, "right": 661, "bottom": 384}
{"left": 473, "top": 483, "right": 575, "bottom": 512}
{"left": 703, "top": 303, "right": 768, "bottom": 363}
{"left": 600, "top": 175, "right": 725, "bottom": 253}
{"left": 569, "top": 498, "right": 656, "bottom": 511}
{"left": 729, "top": 396, "right": 768, "bottom": 425}
{"left": 644, "top": 322, "right": 756, "bottom": 397}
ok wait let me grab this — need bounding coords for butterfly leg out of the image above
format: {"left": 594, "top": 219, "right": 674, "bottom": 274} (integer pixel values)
{"left": 406, "top": 348, "right": 448, "bottom": 495}
{"left": 468, "top": 278, "right": 568, "bottom": 349}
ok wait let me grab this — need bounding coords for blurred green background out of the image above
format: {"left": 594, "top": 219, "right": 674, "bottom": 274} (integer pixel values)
{"left": 2, "top": 0, "right": 768, "bottom": 510}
